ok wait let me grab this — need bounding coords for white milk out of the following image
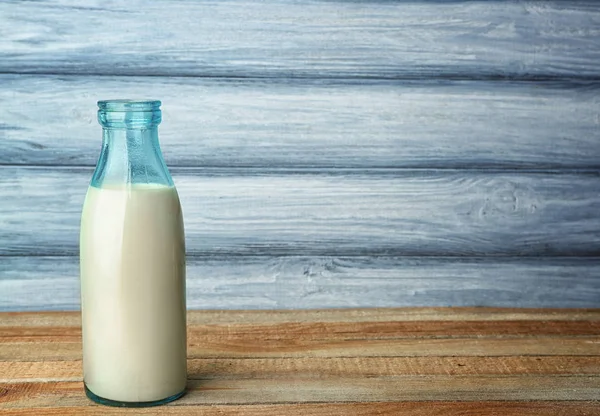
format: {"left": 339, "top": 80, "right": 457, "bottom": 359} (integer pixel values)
{"left": 80, "top": 184, "right": 187, "bottom": 403}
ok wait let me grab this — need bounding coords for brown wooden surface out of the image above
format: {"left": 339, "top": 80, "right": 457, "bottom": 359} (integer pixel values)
{"left": 1, "top": 308, "right": 599, "bottom": 415}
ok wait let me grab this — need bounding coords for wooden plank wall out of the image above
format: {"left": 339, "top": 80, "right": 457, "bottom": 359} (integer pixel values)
{"left": 0, "top": 0, "right": 599, "bottom": 311}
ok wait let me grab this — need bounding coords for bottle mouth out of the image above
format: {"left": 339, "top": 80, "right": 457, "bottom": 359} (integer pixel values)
{"left": 98, "top": 100, "right": 161, "bottom": 112}
{"left": 98, "top": 100, "right": 161, "bottom": 128}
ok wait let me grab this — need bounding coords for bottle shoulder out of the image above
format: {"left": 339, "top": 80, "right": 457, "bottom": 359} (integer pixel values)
{"left": 91, "top": 129, "right": 174, "bottom": 188}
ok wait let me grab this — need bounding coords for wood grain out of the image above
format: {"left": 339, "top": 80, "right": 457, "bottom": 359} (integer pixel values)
{"left": 4, "top": 308, "right": 600, "bottom": 360}
{"left": 2, "top": 0, "right": 600, "bottom": 316}
{"left": 3, "top": 256, "right": 600, "bottom": 311}
{"left": 1, "top": 1, "right": 599, "bottom": 79}
{"left": 1, "top": 75, "right": 599, "bottom": 169}
{"left": 2, "top": 376, "right": 600, "bottom": 407}
{"left": 5, "top": 308, "right": 600, "bottom": 327}
{"left": 3, "top": 356, "right": 600, "bottom": 383}
{"left": 1, "top": 308, "right": 598, "bottom": 414}
{"left": 4, "top": 335, "right": 600, "bottom": 361}
{"left": 2, "top": 402, "right": 600, "bottom": 416}
{"left": 0, "top": 0, "right": 598, "bottom": 323}
{"left": 4, "top": 320, "right": 600, "bottom": 343}
{"left": 1, "top": 167, "right": 599, "bottom": 257}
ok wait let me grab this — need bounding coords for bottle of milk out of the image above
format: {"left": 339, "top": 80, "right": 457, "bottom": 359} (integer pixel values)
{"left": 80, "top": 100, "right": 187, "bottom": 407}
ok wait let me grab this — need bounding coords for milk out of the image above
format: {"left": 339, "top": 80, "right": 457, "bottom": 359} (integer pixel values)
{"left": 80, "top": 184, "right": 187, "bottom": 403}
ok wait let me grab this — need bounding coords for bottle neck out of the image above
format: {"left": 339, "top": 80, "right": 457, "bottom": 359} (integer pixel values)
{"left": 90, "top": 126, "right": 173, "bottom": 188}
{"left": 104, "top": 127, "right": 160, "bottom": 161}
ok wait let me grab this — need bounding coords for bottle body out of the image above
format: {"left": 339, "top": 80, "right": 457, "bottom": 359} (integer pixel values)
{"left": 80, "top": 100, "right": 186, "bottom": 406}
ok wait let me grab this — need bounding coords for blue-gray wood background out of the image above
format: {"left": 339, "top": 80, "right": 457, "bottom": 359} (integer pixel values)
{"left": 1, "top": 0, "right": 599, "bottom": 311}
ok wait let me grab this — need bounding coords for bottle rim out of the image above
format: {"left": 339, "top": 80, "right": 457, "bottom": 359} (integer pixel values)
{"left": 98, "top": 100, "right": 161, "bottom": 112}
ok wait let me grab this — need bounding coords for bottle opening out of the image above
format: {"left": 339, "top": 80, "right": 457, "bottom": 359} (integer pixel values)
{"left": 98, "top": 100, "right": 161, "bottom": 112}
{"left": 98, "top": 100, "right": 162, "bottom": 128}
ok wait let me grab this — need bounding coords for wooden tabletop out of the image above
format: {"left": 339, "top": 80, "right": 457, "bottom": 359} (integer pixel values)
{"left": 1, "top": 308, "right": 599, "bottom": 415}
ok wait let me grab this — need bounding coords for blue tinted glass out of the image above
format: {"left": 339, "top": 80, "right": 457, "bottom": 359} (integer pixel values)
{"left": 91, "top": 100, "right": 173, "bottom": 188}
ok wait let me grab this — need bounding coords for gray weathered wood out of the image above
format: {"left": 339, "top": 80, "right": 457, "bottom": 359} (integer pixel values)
{"left": 2, "top": 256, "right": 600, "bottom": 311}
{"left": 1, "top": 75, "right": 599, "bottom": 169}
{"left": 1, "top": 1, "right": 599, "bottom": 79}
{"left": 1, "top": 166, "right": 599, "bottom": 257}
{"left": 2, "top": 0, "right": 600, "bottom": 312}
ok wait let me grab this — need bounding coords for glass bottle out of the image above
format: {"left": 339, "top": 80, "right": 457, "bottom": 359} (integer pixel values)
{"left": 80, "top": 100, "right": 187, "bottom": 407}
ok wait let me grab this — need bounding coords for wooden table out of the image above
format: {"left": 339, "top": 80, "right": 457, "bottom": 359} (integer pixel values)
{"left": 1, "top": 308, "right": 599, "bottom": 415}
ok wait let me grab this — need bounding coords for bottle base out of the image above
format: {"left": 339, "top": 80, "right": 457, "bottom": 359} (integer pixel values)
{"left": 84, "top": 383, "right": 185, "bottom": 407}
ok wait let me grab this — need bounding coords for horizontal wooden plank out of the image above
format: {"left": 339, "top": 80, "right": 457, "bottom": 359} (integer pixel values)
{"left": 4, "top": 308, "right": 600, "bottom": 327}
{"left": 1, "top": 167, "right": 599, "bottom": 257}
{"left": 4, "top": 320, "right": 600, "bottom": 343}
{"left": 4, "top": 315, "right": 600, "bottom": 359}
{"left": 1, "top": 1, "right": 599, "bottom": 79}
{"left": 3, "top": 337, "right": 600, "bottom": 361}
{"left": 2, "top": 402, "right": 599, "bottom": 416}
{"left": 2, "top": 377, "right": 600, "bottom": 407}
{"left": 5, "top": 321, "right": 600, "bottom": 344}
{"left": 3, "top": 257, "right": 600, "bottom": 311}
{"left": 3, "top": 356, "right": 600, "bottom": 383}
{"left": 2, "top": 75, "right": 599, "bottom": 168}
